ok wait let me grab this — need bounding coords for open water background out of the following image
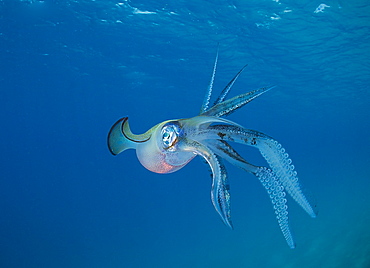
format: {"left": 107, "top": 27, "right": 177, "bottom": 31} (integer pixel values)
{"left": 1, "top": 0, "right": 369, "bottom": 267}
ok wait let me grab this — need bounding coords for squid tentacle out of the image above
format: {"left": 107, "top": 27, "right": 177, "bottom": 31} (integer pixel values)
{"left": 201, "top": 86, "right": 275, "bottom": 118}
{"left": 205, "top": 139, "right": 295, "bottom": 248}
{"left": 186, "top": 140, "right": 233, "bottom": 229}
{"left": 191, "top": 125, "right": 316, "bottom": 218}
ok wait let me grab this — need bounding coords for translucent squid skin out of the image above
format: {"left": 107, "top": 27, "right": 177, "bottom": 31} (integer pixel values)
{"left": 108, "top": 51, "right": 316, "bottom": 248}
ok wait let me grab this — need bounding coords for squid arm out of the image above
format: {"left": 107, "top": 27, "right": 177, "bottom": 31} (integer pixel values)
{"left": 201, "top": 47, "right": 219, "bottom": 114}
{"left": 185, "top": 140, "right": 233, "bottom": 229}
{"left": 213, "top": 64, "right": 249, "bottom": 106}
{"left": 204, "top": 139, "right": 295, "bottom": 248}
{"left": 201, "top": 86, "right": 275, "bottom": 118}
{"left": 192, "top": 124, "right": 317, "bottom": 219}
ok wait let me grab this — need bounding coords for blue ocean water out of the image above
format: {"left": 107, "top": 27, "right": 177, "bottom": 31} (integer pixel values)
{"left": 1, "top": 0, "right": 369, "bottom": 267}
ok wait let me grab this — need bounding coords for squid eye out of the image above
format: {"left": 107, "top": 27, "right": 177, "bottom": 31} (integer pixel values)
{"left": 161, "top": 123, "right": 180, "bottom": 149}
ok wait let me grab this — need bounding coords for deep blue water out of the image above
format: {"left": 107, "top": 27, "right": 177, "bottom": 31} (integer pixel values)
{"left": 1, "top": 0, "right": 369, "bottom": 267}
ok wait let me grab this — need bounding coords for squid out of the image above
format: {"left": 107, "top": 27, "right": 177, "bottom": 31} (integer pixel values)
{"left": 108, "top": 51, "right": 316, "bottom": 248}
